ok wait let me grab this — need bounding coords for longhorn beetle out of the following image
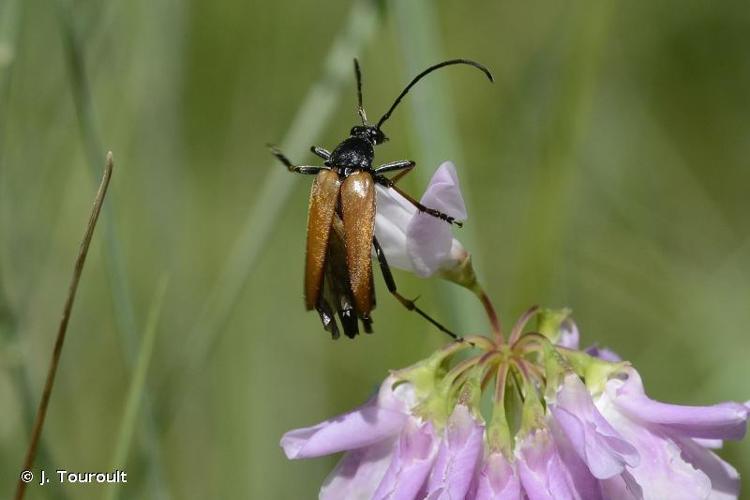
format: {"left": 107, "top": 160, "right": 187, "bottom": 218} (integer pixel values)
{"left": 270, "top": 58, "right": 493, "bottom": 339}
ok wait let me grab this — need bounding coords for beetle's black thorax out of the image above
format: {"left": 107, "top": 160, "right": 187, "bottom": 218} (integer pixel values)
{"left": 328, "top": 136, "right": 374, "bottom": 172}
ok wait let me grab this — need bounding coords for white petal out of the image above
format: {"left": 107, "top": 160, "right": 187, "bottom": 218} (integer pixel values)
{"left": 374, "top": 185, "right": 417, "bottom": 273}
{"left": 406, "top": 213, "right": 453, "bottom": 278}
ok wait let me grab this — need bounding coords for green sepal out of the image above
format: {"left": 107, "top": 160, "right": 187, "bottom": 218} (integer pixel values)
{"left": 541, "top": 341, "right": 571, "bottom": 401}
{"left": 455, "top": 365, "right": 484, "bottom": 413}
{"left": 556, "top": 348, "right": 629, "bottom": 395}
{"left": 537, "top": 307, "right": 572, "bottom": 344}
{"left": 392, "top": 341, "right": 468, "bottom": 399}
{"left": 439, "top": 252, "right": 477, "bottom": 291}
{"left": 517, "top": 376, "right": 546, "bottom": 438}
{"left": 394, "top": 344, "right": 473, "bottom": 428}
{"left": 486, "top": 366, "right": 513, "bottom": 456}
{"left": 391, "top": 366, "right": 437, "bottom": 401}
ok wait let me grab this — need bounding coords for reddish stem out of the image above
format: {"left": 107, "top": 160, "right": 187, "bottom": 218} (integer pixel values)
{"left": 475, "top": 287, "right": 503, "bottom": 345}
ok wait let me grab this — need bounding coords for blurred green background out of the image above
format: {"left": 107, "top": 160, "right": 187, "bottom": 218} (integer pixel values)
{"left": 1, "top": 0, "right": 749, "bottom": 498}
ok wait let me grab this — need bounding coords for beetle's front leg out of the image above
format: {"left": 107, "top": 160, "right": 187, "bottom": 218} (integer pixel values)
{"left": 310, "top": 146, "right": 331, "bottom": 161}
{"left": 373, "top": 161, "right": 463, "bottom": 227}
{"left": 374, "top": 159, "right": 415, "bottom": 176}
{"left": 268, "top": 144, "right": 328, "bottom": 175}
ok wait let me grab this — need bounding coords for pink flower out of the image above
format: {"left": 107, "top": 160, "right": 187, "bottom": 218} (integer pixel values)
{"left": 280, "top": 375, "right": 411, "bottom": 460}
{"left": 423, "top": 405, "right": 485, "bottom": 499}
{"left": 372, "top": 421, "right": 439, "bottom": 499}
{"left": 282, "top": 313, "right": 749, "bottom": 499}
{"left": 470, "top": 451, "right": 522, "bottom": 500}
{"left": 550, "top": 374, "right": 640, "bottom": 480}
{"left": 282, "top": 365, "right": 487, "bottom": 500}
{"left": 375, "top": 162, "right": 468, "bottom": 279}
{"left": 593, "top": 368, "right": 747, "bottom": 498}
{"left": 516, "top": 428, "right": 583, "bottom": 500}
{"left": 283, "top": 171, "right": 750, "bottom": 500}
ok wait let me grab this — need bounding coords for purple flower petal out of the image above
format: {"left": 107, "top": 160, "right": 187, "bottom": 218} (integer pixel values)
{"left": 551, "top": 374, "right": 639, "bottom": 479}
{"left": 676, "top": 435, "right": 740, "bottom": 499}
{"left": 419, "top": 162, "right": 467, "bottom": 221}
{"left": 407, "top": 163, "right": 467, "bottom": 278}
{"left": 557, "top": 319, "right": 580, "bottom": 349}
{"left": 548, "top": 419, "right": 605, "bottom": 499}
{"left": 406, "top": 213, "right": 453, "bottom": 278}
{"left": 372, "top": 420, "right": 439, "bottom": 500}
{"left": 606, "top": 368, "right": 749, "bottom": 441}
{"left": 516, "top": 429, "right": 583, "bottom": 500}
{"left": 471, "top": 452, "right": 522, "bottom": 500}
{"left": 598, "top": 386, "right": 715, "bottom": 498}
{"left": 320, "top": 438, "right": 396, "bottom": 500}
{"left": 598, "top": 470, "right": 643, "bottom": 500}
{"left": 280, "top": 377, "right": 411, "bottom": 459}
{"left": 374, "top": 163, "right": 467, "bottom": 278}
{"left": 584, "top": 345, "right": 622, "bottom": 362}
{"left": 424, "top": 405, "right": 484, "bottom": 499}
{"left": 693, "top": 438, "right": 723, "bottom": 450}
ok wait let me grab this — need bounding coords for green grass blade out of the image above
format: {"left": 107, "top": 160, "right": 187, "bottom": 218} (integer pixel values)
{"left": 106, "top": 275, "right": 169, "bottom": 500}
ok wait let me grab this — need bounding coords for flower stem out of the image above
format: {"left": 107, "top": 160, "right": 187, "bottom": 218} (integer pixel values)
{"left": 480, "top": 288, "right": 503, "bottom": 344}
{"left": 468, "top": 282, "right": 504, "bottom": 345}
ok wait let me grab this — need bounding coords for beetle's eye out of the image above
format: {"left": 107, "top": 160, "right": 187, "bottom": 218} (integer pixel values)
{"left": 372, "top": 130, "right": 387, "bottom": 144}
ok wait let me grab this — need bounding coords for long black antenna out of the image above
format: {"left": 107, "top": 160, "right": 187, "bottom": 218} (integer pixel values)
{"left": 354, "top": 59, "right": 367, "bottom": 124}
{"left": 376, "top": 59, "right": 493, "bottom": 130}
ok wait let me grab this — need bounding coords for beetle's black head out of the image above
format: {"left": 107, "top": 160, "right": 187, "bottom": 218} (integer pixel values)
{"left": 350, "top": 125, "right": 388, "bottom": 145}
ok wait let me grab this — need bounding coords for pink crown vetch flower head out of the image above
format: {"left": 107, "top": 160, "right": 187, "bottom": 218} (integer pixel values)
{"left": 281, "top": 165, "right": 749, "bottom": 499}
{"left": 281, "top": 308, "right": 749, "bottom": 499}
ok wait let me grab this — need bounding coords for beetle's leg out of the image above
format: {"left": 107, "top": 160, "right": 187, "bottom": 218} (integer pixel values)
{"left": 361, "top": 315, "right": 373, "bottom": 333}
{"left": 374, "top": 168, "right": 463, "bottom": 227}
{"left": 315, "top": 297, "right": 340, "bottom": 340}
{"left": 372, "top": 236, "right": 461, "bottom": 341}
{"left": 392, "top": 184, "right": 462, "bottom": 226}
{"left": 387, "top": 165, "right": 415, "bottom": 186}
{"left": 268, "top": 144, "right": 328, "bottom": 175}
{"left": 311, "top": 146, "right": 331, "bottom": 161}
{"left": 374, "top": 159, "right": 415, "bottom": 175}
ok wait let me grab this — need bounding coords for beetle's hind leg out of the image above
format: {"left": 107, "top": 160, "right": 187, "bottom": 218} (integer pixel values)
{"left": 373, "top": 163, "right": 463, "bottom": 227}
{"left": 268, "top": 144, "right": 327, "bottom": 175}
{"left": 372, "top": 236, "right": 460, "bottom": 341}
{"left": 315, "top": 297, "right": 340, "bottom": 340}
